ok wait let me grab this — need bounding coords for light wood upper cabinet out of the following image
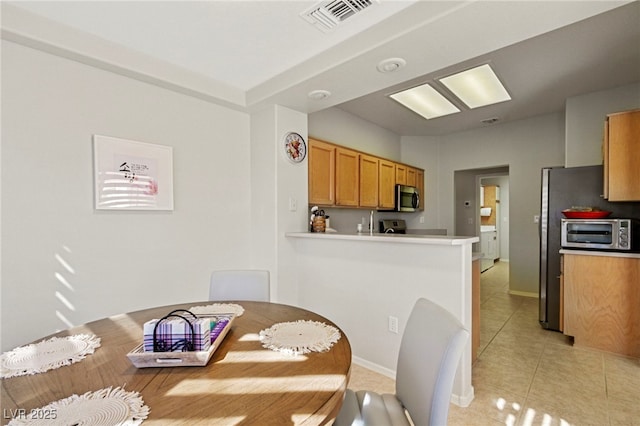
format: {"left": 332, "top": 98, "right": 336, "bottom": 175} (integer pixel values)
{"left": 308, "top": 138, "right": 335, "bottom": 205}
{"left": 395, "top": 164, "right": 407, "bottom": 185}
{"left": 416, "top": 169, "right": 424, "bottom": 211}
{"left": 604, "top": 110, "right": 640, "bottom": 201}
{"left": 307, "top": 138, "right": 424, "bottom": 210}
{"left": 335, "top": 147, "right": 359, "bottom": 207}
{"left": 378, "top": 159, "right": 396, "bottom": 209}
{"left": 406, "top": 167, "right": 417, "bottom": 187}
{"left": 359, "top": 154, "right": 379, "bottom": 208}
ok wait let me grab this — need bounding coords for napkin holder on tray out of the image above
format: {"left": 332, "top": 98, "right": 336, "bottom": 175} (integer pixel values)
{"left": 127, "top": 309, "right": 235, "bottom": 368}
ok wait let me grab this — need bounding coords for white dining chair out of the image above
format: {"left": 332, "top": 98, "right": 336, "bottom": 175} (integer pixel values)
{"left": 209, "top": 270, "right": 270, "bottom": 302}
{"left": 334, "top": 298, "right": 469, "bottom": 426}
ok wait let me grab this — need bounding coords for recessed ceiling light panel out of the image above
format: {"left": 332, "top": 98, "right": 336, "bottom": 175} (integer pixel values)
{"left": 439, "top": 64, "right": 511, "bottom": 109}
{"left": 390, "top": 83, "right": 460, "bottom": 119}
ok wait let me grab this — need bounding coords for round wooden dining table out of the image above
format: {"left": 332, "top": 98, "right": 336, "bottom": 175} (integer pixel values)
{"left": 1, "top": 301, "right": 352, "bottom": 425}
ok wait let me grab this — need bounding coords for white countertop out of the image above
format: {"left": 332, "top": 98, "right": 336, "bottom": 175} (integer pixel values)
{"left": 560, "top": 249, "right": 640, "bottom": 259}
{"left": 286, "top": 232, "right": 479, "bottom": 246}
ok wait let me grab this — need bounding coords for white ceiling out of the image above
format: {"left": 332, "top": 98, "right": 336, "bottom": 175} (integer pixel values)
{"left": 3, "top": 1, "right": 639, "bottom": 136}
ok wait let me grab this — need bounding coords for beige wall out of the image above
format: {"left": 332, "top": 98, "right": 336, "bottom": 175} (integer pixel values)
{"left": 565, "top": 82, "right": 640, "bottom": 167}
{"left": 1, "top": 41, "right": 253, "bottom": 351}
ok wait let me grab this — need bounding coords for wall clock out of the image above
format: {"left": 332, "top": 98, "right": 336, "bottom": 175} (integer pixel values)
{"left": 283, "top": 132, "right": 306, "bottom": 163}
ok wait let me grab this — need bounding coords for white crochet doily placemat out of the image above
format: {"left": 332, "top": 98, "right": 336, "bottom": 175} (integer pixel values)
{"left": 1, "top": 334, "right": 101, "bottom": 379}
{"left": 259, "top": 320, "right": 341, "bottom": 355}
{"left": 188, "top": 303, "right": 244, "bottom": 317}
{"left": 7, "top": 386, "right": 149, "bottom": 426}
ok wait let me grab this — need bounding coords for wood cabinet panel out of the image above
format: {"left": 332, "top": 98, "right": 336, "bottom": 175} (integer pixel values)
{"left": 605, "top": 110, "right": 640, "bottom": 201}
{"left": 307, "top": 138, "right": 424, "bottom": 210}
{"left": 563, "top": 254, "right": 640, "bottom": 357}
{"left": 395, "top": 164, "right": 407, "bottom": 185}
{"left": 335, "top": 147, "right": 359, "bottom": 206}
{"left": 379, "top": 159, "right": 396, "bottom": 209}
{"left": 406, "top": 167, "right": 417, "bottom": 187}
{"left": 308, "top": 138, "right": 335, "bottom": 205}
{"left": 416, "top": 169, "right": 424, "bottom": 211}
{"left": 359, "top": 154, "right": 379, "bottom": 208}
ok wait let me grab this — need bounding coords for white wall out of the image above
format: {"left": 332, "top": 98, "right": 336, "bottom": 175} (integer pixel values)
{"left": 401, "top": 136, "right": 440, "bottom": 230}
{"left": 1, "top": 41, "right": 253, "bottom": 351}
{"left": 274, "top": 106, "right": 310, "bottom": 305}
{"left": 308, "top": 108, "right": 401, "bottom": 160}
{"left": 437, "top": 113, "right": 565, "bottom": 295}
{"left": 565, "top": 82, "right": 640, "bottom": 167}
{"left": 399, "top": 114, "right": 565, "bottom": 296}
{"left": 291, "top": 236, "right": 475, "bottom": 405}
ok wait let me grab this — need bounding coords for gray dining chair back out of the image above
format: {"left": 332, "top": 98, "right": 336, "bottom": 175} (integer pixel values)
{"left": 209, "top": 270, "right": 270, "bottom": 302}
{"left": 334, "top": 297, "right": 469, "bottom": 426}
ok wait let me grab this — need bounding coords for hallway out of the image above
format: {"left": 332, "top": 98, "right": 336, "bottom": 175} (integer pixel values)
{"left": 348, "top": 261, "right": 640, "bottom": 425}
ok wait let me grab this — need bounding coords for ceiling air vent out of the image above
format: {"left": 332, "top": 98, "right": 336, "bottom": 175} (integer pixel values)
{"left": 301, "top": 0, "right": 377, "bottom": 32}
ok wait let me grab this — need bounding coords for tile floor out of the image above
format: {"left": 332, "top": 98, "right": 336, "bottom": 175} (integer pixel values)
{"left": 347, "top": 261, "right": 640, "bottom": 425}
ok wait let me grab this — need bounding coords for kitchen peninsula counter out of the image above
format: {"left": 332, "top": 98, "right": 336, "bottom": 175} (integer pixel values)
{"left": 286, "top": 231, "right": 478, "bottom": 407}
{"left": 286, "top": 231, "right": 478, "bottom": 245}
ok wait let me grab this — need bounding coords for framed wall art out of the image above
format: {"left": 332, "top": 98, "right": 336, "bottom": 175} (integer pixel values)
{"left": 93, "top": 135, "right": 174, "bottom": 210}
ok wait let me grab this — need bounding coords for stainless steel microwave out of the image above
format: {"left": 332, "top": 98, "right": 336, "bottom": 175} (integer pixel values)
{"left": 561, "top": 218, "right": 638, "bottom": 251}
{"left": 395, "top": 184, "right": 420, "bottom": 212}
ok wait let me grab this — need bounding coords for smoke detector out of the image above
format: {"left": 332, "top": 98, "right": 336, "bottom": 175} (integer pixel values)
{"left": 308, "top": 89, "right": 332, "bottom": 100}
{"left": 301, "top": 0, "right": 378, "bottom": 32}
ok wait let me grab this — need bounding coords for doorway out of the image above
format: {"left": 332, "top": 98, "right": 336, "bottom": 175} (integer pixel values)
{"left": 479, "top": 175, "right": 510, "bottom": 271}
{"left": 453, "top": 166, "right": 510, "bottom": 266}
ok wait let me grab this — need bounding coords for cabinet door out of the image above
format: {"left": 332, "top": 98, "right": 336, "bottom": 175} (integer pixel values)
{"left": 359, "top": 154, "right": 379, "bottom": 208}
{"left": 606, "top": 110, "right": 640, "bottom": 201}
{"left": 335, "top": 147, "right": 359, "bottom": 206}
{"left": 395, "top": 164, "right": 407, "bottom": 185}
{"left": 416, "top": 169, "right": 424, "bottom": 210}
{"left": 308, "top": 139, "right": 335, "bottom": 205}
{"left": 379, "top": 159, "right": 396, "bottom": 209}
{"left": 406, "top": 167, "right": 417, "bottom": 187}
{"left": 563, "top": 254, "right": 640, "bottom": 357}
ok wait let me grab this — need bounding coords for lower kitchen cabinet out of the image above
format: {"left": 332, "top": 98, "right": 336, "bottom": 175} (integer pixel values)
{"left": 563, "top": 252, "right": 640, "bottom": 357}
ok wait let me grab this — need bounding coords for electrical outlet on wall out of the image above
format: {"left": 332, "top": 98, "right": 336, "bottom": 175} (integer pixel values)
{"left": 388, "top": 316, "right": 398, "bottom": 334}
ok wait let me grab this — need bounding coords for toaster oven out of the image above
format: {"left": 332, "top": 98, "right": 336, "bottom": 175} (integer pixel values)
{"left": 561, "top": 218, "right": 638, "bottom": 251}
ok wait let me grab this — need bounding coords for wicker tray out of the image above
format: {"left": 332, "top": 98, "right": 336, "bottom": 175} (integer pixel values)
{"left": 127, "top": 313, "right": 235, "bottom": 368}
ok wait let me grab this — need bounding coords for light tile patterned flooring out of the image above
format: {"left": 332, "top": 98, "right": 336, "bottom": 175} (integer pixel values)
{"left": 348, "top": 261, "right": 640, "bottom": 425}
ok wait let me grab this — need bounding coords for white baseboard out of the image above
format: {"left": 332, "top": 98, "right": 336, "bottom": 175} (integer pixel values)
{"left": 352, "top": 356, "right": 474, "bottom": 407}
{"left": 508, "top": 290, "right": 538, "bottom": 298}
{"left": 450, "top": 385, "right": 475, "bottom": 407}
{"left": 352, "top": 356, "right": 395, "bottom": 379}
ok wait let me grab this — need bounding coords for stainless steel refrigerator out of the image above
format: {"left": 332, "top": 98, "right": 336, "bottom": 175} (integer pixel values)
{"left": 538, "top": 165, "right": 640, "bottom": 331}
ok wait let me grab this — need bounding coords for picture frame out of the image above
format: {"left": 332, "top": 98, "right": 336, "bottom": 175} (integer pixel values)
{"left": 93, "top": 135, "right": 174, "bottom": 210}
